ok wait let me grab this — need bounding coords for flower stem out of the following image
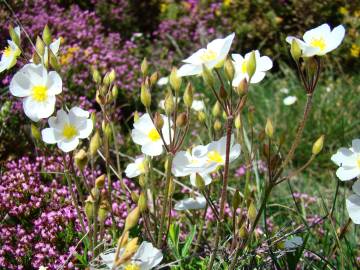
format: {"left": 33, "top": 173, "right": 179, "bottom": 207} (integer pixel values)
{"left": 157, "top": 153, "right": 173, "bottom": 247}
{"left": 208, "top": 116, "right": 233, "bottom": 269}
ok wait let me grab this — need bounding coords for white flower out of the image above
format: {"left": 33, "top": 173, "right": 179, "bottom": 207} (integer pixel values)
{"left": 131, "top": 113, "right": 172, "bottom": 156}
{"left": 9, "top": 63, "right": 62, "bottom": 121}
{"left": 331, "top": 139, "right": 360, "bottom": 181}
{"left": 204, "top": 135, "right": 241, "bottom": 172}
{"left": 157, "top": 76, "right": 168, "bottom": 86}
{"left": 283, "top": 96, "right": 297, "bottom": 106}
{"left": 172, "top": 147, "right": 212, "bottom": 187}
{"left": 174, "top": 195, "right": 206, "bottom": 211}
{"left": 177, "top": 33, "right": 235, "bottom": 77}
{"left": 280, "top": 87, "right": 289, "bottom": 94}
{"left": 286, "top": 23, "right": 345, "bottom": 57}
{"left": 41, "top": 107, "right": 93, "bottom": 152}
{"left": 125, "top": 156, "right": 146, "bottom": 178}
{"left": 191, "top": 100, "right": 205, "bottom": 111}
{"left": 284, "top": 236, "right": 303, "bottom": 249}
{"left": 346, "top": 180, "right": 360, "bottom": 224}
{"left": 100, "top": 241, "right": 163, "bottom": 270}
{"left": 232, "top": 50, "right": 272, "bottom": 86}
{"left": 0, "top": 26, "right": 21, "bottom": 73}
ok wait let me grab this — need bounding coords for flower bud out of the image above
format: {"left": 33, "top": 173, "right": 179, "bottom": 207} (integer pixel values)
{"left": 312, "top": 135, "right": 324, "bottom": 155}
{"left": 169, "top": 67, "right": 182, "bottom": 93}
{"left": 49, "top": 50, "right": 60, "bottom": 71}
{"left": 224, "top": 58, "right": 235, "bottom": 82}
{"left": 239, "top": 224, "right": 248, "bottom": 239}
{"left": 176, "top": 112, "right": 187, "bottom": 128}
{"left": 183, "top": 83, "right": 193, "bottom": 108}
{"left": 306, "top": 57, "right": 318, "bottom": 78}
{"left": 89, "top": 131, "right": 101, "bottom": 157}
{"left": 150, "top": 71, "right": 159, "bottom": 86}
{"left": 234, "top": 114, "right": 241, "bottom": 130}
{"left": 35, "top": 36, "right": 45, "bottom": 56}
{"left": 109, "top": 69, "right": 116, "bottom": 83}
{"left": 91, "top": 112, "right": 96, "bottom": 127}
{"left": 247, "top": 201, "right": 257, "bottom": 223}
{"left": 154, "top": 112, "right": 164, "bottom": 130}
{"left": 164, "top": 91, "right": 175, "bottom": 115}
{"left": 202, "top": 64, "right": 215, "bottom": 88}
{"left": 141, "top": 58, "right": 148, "bottom": 76}
{"left": 213, "top": 119, "right": 222, "bottom": 131}
{"left": 195, "top": 173, "right": 205, "bottom": 190}
{"left": 95, "top": 174, "right": 106, "bottom": 189}
{"left": 290, "top": 39, "right": 302, "bottom": 63}
{"left": 246, "top": 51, "right": 256, "bottom": 79}
{"left": 139, "top": 175, "right": 146, "bottom": 188}
{"left": 131, "top": 191, "right": 139, "bottom": 203}
{"left": 236, "top": 79, "right": 248, "bottom": 96}
{"left": 31, "top": 124, "right": 41, "bottom": 140}
{"left": 219, "top": 85, "right": 227, "bottom": 100}
{"left": 74, "top": 149, "right": 88, "bottom": 171}
{"left": 140, "top": 82, "right": 151, "bottom": 108}
{"left": 168, "top": 177, "right": 175, "bottom": 196}
{"left": 118, "top": 231, "right": 129, "bottom": 249}
{"left": 92, "top": 68, "right": 101, "bottom": 84}
{"left": 197, "top": 111, "right": 206, "bottom": 123}
{"left": 138, "top": 192, "right": 147, "bottom": 213}
{"left": 133, "top": 111, "right": 140, "bottom": 123}
{"left": 232, "top": 190, "right": 241, "bottom": 210}
{"left": 98, "top": 202, "right": 110, "bottom": 223}
{"left": 103, "top": 71, "right": 112, "bottom": 86}
{"left": 265, "top": 118, "right": 274, "bottom": 138}
{"left": 124, "top": 207, "right": 140, "bottom": 231}
{"left": 85, "top": 197, "right": 94, "bottom": 222}
{"left": 33, "top": 52, "right": 41, "bottom": 65}
{"left": 42, "top": 25, "right": 52, "bottom": 46}
{"left": 102, "top": 122, "right": 112, "bottom": 138}
{"left": 212, "top": 101, "right": 221, "bottom": 117}
{"left": 116, "top": 238, "right": 139, "bottom": 265}
{"left": 9, "top": 25, "right": 20, "bottom": 46}
{"left": 111, "top": 84, "right": 118, "bottom": 99}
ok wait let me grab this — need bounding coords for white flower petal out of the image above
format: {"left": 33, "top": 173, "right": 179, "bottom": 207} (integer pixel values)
{"left": 174, "top": 196, "right": 206, "bottom": 211}
{"left": 283, "top": 96, "right": 297, "bottom": 106}
{"left": 125, "top": 163, "right": 142, "bottom": 178}
{"left": 46, "top": 71, "right": 62, "bottom": 95}
{"left": 77, "top": 119, "right": 93, "bottom": 138}
{"left": 352, "top": 180, "right": 360, "bottom": 196}
{"left": 49, "top": 38, "right": 61, "bottom": 55}
{"left": 41, "top": 128, "right": 57, "bottom": 144}
{"left": 352, "top": 139, "right": 360, "bottom": 153}
{"left": 346, "top": 194, "right": 360, "bottom": 224}
{"left": 336, "top": 166, "right": 360, "bottom": 181}
{"left": 177, "top": 63, "right": 202, "bottom": 77}
{"left": 142, "top": 141, "right": 163, "bottom": 156}
{"left": 58, "top": 138, "right": 79, "bottom": 152}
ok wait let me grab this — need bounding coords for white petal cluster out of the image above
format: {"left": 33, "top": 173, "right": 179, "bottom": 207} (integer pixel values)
{"left": 131, "top": 113, "right": 172, "bottom": 156}
{"left": 41, "top": 107, "right": 93, "bottom": 152}
{"left": 125, "top": 156, "right": 146, "bottom": 178}
{"left": 174, "top": 195, "right": 206, "bottom": 211}
{"left": 283, "top": 95, "right": 297, "bottom": 106}
{"left": 172, "top": 135, "right": 241, "bottom": 187}
{"left": 286, "top": 23, "right": 345, "bottom": 57}
{"left": 331, "top": 139, "right": 360, "bottom": 181}
{"left": 100, "top": 241, "right": 163, "bottom": 270}
{"left": 232, "top": 50, "right": 272, "bottom": 86}
{"left": 177, "top": 33, "right": 235, "bottom": 77}
{"left": 9, "top": 63, "right": 62, "bottom": 121}
{"left": 191, "top": 100, "right": 205, "bottom": 111}
{"left": 0, "top": 26, "right": 21, "bottom": 73}
{"left": 346, "top": 180, "right": 360, "bottom": 224}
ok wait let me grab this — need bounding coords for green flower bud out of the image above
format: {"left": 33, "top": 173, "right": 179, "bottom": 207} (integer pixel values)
{"left": 232, "top": 190, "right": 241, "bottom": 210}
{"left": 49, "top": 50, "right": 60, "bottom": 71}
{"left": 31, "top": 124, "right": 41, "bottom": 140}
{"left": 134, "top": 111, "right": 140, "bottom": 123}
{"left": 74, "top": 149, "right": 88, "bottom": 171}
{"left": 154, "top": 112, "right": 164, "bottom": 130}
{"left": 150, "top": 72, "right": 159, "bottom": 86}
{"left": 42, "top": 25, "right": 52, "bottom": 46}
{"left": 92, "top": 68, "right": 102, "bottom": 84}
{"left": 9, "top": 25, "right": 20, "bottom": 47}
{"left": 35, "top": 36, "right": 45, "bottom": 56}
{"left": 234, "top": 114, "right": 241, "bottom": 130}
{"left": 212, "top": 101, "right": 221, "bottom": 117}
{"left": 140, "top": 82, "right": 151, "bottom": 108}
{"left": 164, "top": 90, "right": 175, "bottom": 115}
{"left": 138, "top": 192, "right": 147, "bottom": 213}
{"left": 197, "top": 111, "right": 206, "bottom": 122}
{"left": 224, "top": 58, "right": 235, "bottom": 82}
{"left": 131, "top": 191, "right": 139, "bottom": 203}
{"left": 85, "top": 196, "right": 94, "bottom": 222}
{"left": 111, "top": 84, "right": 118, "bottom": 99}
{"left": 169, "top": 67, "right": 182, "bottom": 93}
{"left": 139, "top": 175, "right": 146, "bottom": 188}
{"left": 312, "top": 135, "right": 324, "bottom": 155}
{"left": 183, "top": 83, "right": 193, "bottom": 108}
{"left": 141, "top": 58, "right": 148, "bottom": 76}
{"left": 195, "top": 173, "right": 205, "bottom": 190}
{"left": 98, "top": 202, "right": 110, "bottom": 223}
{"left": 290, "top": 39, "right": 302, "bottom": 63}
{"left": 246, "top": 51, "right": 256, "bottom": 79}
{"left": 239, "top": 224, "right": 248, "bottom": 239}
{"left": 202, "top": 64, "right": 215, "bottom": 88}
{"left": 213, "top": 119, "right": 222, "bottom": 131}
{"left": 124, "top": 207, "right": 140, "bottom": 231}
{"left": 89, "top": 131, "right": 101, "bottom": 157}
{"left": 236, "top": 78, "right": 248, "bottom": 96}
{"left": 248, "top": 201, "right": 257, "bottom": 223}
{"left": 265, "top": 118, "right": 274, "bottom": 138}
{"left": 91, "top": 112, "right": 96, "bottom": 127}
{"left": 32, "top": 52, "right": 41, "bottom": 65}
{"left": 95, "top": 174, "right": 106, "bottom": 189}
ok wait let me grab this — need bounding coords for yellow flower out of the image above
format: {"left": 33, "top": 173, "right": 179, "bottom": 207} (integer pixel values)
{"left": 60, "top": 45, "right": 80, "bottom": 65}
{"left": 350, "top": 44, "right": 360, "bottom": 58}
{"left": 223, "top": 0, "right": 231, "bottom": 7}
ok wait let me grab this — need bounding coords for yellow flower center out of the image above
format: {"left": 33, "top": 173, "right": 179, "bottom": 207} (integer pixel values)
{"left": 32, "top": 85, "right": 48, "bottom": 102}
{"left": 3, "top": 46, "right": 12, "bottom": 57}
{"left": 124, "top": 264, "right": 140, "bottom": 270}
{"left": 310, "top": 37, "right": 326, "bottom": 51}
{"left": 137, "top": 161, "right": 145, "bottom": 172}
{"left": 241, "top": 60, "right": 248, "bottom": 73}
{"left": 148, "top": 128, "right": 160, "bottom": 141}
{"left": 207, "top": 150, "right": 224, "bottom": 163}
{"left": 62, "top": 124, "right": 78, "bottom": 140}
{"left": 200, "top": 49, "right": 217, "bottom": 62}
